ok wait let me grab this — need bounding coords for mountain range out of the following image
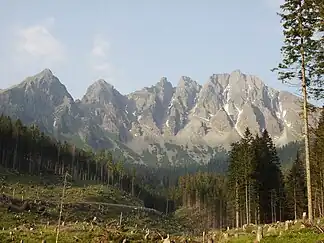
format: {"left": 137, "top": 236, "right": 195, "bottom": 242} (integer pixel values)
{"left": 0, "top": 69, "right": 316, "bottom": 166}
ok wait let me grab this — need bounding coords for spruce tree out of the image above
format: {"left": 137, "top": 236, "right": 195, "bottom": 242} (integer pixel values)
{"left": 286, "top": 151, "right": 307, "bottom": 220}
{"left": 227, "top": 141, "right": 242, "bottom": 228}
{"left": 311, "top": 108, "right": 324, "bottom": 217}
{"left": 227, "top": 128, "right": 257, "bottom": 226}
{"left": 272, "top": 0, "right": 323, "bottom": 221}
{"left": 240, "top": 128, "right": 255, "bottom": 225}
{"left": 309, "top": 0, "right": 324, "bottom": 98}
{"left": 252, "top": 130, "right": 284, "bottom": 223}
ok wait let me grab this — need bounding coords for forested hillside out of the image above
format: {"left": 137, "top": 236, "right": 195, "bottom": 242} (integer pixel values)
{"left": 176, "top": 110, "right": 324, "bottom": 232}
{"left": 1, "top": 109, "right": 324, "bottom": 232}
{"left": 0, "top": 114, "right": 175, "bottom": 213}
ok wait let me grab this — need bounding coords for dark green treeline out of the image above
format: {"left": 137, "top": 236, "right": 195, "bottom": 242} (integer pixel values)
{"left": 174, "top": 109, "right": 324, "bottom": 229}
{"left": 2, "top": 111, "right": 324, "bottom": 229}
{"left": 0, "top": 114, "right": 174, "bottom": 213}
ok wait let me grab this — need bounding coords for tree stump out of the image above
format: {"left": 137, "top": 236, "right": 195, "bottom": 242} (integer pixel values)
{"left": 285, "top": 220, "right": 290, "bottom": 231}
{"left": 256, "top": 226, "right": 263, "bottom": 242}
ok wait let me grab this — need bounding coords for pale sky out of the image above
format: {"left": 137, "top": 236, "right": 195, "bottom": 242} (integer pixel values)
{"left": 0, "top": 0, "right": 301, "bottom": 100}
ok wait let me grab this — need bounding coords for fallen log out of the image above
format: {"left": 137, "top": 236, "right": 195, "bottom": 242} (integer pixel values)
{"left": 8, "top": 201, "right": 30, "bottom": 213}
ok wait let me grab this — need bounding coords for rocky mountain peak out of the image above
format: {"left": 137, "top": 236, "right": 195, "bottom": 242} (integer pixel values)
{"left": 0, "top": 69, "right": 316, "bottom": 167}
{"left": 93, "top": 79, "right": 114, "bottom": 89}
{"left": 38, "top": 68, "right": 53, "bottom": 77}
{"left": 156, "top": 77, "right": 173, "bottom": 93}
{"left": 25, "top": 68, "right": 55, "bottom": 83}
{"left": 230, "top": 69, "right": 242, "bottom": 75}
{"left": 157, "top": 77, "right": 170, "bottom": 85}
{"left": 177, "top": 76, "right": 200, "bottom": 88}
{"left": 18, "top": 69, "right": 73, "bottom": 104}
{"left": 83, "top": 79, "right": 113, "bottom": 99}
{"left": 82, "top": 79, "right": 125, "bottom": 107}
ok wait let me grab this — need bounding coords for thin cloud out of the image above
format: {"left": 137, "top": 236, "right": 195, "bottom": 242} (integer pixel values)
{"left": 12, "top": 17, "right": 66, "bottom": 70}
{"left": 91, "top": 35, "right": 110, "bottom": 58}
{"left": 90, "top": 34, "right": 115, "bottom": 79}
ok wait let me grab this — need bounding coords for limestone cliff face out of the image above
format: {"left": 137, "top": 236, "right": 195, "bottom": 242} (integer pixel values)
{"left": 0, "top": 69, "right": 312, "bottom": 165}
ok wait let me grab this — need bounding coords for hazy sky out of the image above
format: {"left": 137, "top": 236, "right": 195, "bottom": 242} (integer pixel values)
{"left": 0, "top": 0, "right": 301, "bottom": 100}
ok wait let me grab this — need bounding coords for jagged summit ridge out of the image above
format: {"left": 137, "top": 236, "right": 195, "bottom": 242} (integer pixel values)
{"left": 82, "top": 79, "right": 117, "bottom": 103}
{"left": 0, "top": 69, "right": 313, "bottom": 165}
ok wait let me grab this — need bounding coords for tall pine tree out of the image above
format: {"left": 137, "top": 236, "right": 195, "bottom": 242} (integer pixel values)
{"left": 286, "top": 151, "right": 307, "bottom": 220}
{"left": 273, "top": 0, "right": 323, "bottom": 221}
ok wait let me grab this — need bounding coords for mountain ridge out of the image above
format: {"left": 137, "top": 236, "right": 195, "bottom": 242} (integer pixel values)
{"left": 0, "top": 69, "right": 317, "bottom": 166}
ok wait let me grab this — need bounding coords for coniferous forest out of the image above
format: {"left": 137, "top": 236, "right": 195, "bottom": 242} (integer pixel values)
{"left": 1, "top": 109, "right": 324, "bottom": 230}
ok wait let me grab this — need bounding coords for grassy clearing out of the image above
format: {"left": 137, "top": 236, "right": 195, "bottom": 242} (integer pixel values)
{"left": 1, "top": 171, "right": 324, "bottom": 242}
{"left": 225, "top": 224, "right": 324, "bottom": 243}
{"left": 0, "top": 171, "right": 192, "bottom": 242}
{"left": 261, "top": 228, "right": 324, "bottom": 243}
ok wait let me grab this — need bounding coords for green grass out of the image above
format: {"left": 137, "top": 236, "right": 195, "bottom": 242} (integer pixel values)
{"left": 261, "top": 228, "right": 324, "bottom": 243}
{"left": 0, "top": 170, "right": 192, "bottom": 242}
{"left": 2, "top": 170, "right": 324, "bottom": 242}
{"left": 0, "top": 225, "right": 103, "bottom": 243}
{"left": 0, "top": 171, "right": 142, "bottom": 205}
{"left": 225, "top": 227, "right": 324, "bottom": 243}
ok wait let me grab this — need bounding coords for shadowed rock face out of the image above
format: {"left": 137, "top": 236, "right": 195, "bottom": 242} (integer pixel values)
{"left": 0, "top": 69, "right": 315, "bottom": 166}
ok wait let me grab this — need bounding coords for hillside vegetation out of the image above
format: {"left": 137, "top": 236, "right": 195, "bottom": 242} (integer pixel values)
{"left": 2, "top": 108, "right": 324, "bottom": 242}
{"left": 0, "top": 170, "right": 192, "bottom": 242}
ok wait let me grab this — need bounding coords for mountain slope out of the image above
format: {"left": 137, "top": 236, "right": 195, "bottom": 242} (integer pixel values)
{"left": 0, "top": 69, "right": 315, "bottom": 166}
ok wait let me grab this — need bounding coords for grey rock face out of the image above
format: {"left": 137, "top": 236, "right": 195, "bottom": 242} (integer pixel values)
{"left": 0, "top": 69, "right": 313, "bottom": 165}
{"left": 80, "top": 79, "right": 131, "bottom": 142}
{"left": 0, "top": 69, "right": 81, "bottom": 135}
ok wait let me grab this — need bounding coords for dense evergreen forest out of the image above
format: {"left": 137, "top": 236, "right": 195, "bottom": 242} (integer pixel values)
{"left": 277, "top": 141, "right": 303, "bottom": 170}
{"left": 0, "top": 114, "right": 175, "bottom": 213}
{"left": 1, "top": 111, "right": 323, "bottom": 230}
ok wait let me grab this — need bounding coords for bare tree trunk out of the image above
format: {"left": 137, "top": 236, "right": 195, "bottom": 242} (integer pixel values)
{"left": 245, "top": 183, "right": 249, "bottom": 224}
{"left": 321, "top": 181, "right": 324, "bottom": 218}
{"left": 71, "top": 145, "right": 75, "bottom": 179}
{"left": 271, "top": 191, "right": 274, "bottom": 223}
{"left": 56, "top": 171, "right": 68, "bottom": 243}
{"left": 257, "top": 194, "right": 260, "bottom": 224}
{"left": 248, "top": 183, "right": 251, "bottom": 224}
{"left": 294, "top": 185, "right": 297, "bottom": 221}
{"left": 279, "top": 198, "right": 282, "bottom": 222}
{"left": 220, "top": 199, "right": 223, "bottom": 229}
{"left": 107, "top": 166, "right": 110, "bottom": 185}
{"left": 13, "top": 137, "right": 18, "bottom": 170}
{"left": 299, "top": 3, "right": 313, "bottom": 222}
{"left": 131, "top": 177, "right": 135, "bottom": 196}
{"left": 235, "top": 181, "right": 239, "bottom": 228}
{"left": 315, "top": 191, "right": 318, "bottom": 219}
{"left": 196, "top": 190, "right": 200, "bottom": 211}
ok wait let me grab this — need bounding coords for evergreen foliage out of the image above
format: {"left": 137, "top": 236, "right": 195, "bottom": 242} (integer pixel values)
{"left": 0, "top": 114, "right": 174, "bottom": 213}
{"left": 227, "top": 128, "right": 286, "bottom": 225}
{"left": 310, "top": 108, "right": 324, "bottom": 218}
{"left": 273, "top": 0, "right": 324, "bottom": 222}
{"left": 285, "top": 151, "right": 307, "bottom": 220}
{"left": 3, "top": 112, "right": 324, "bottom": 230}
{"left": 273, "top": 0, "right": 322, "bottom": 98}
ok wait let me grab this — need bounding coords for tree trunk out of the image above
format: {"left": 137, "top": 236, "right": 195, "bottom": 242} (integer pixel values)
{"left": 271, "top": 191, "right": 274, "bottom": 223}
{"left": 13, "top": 137, "right": 18, "bottom": 170}
{"left": 245, "top": 183, "right": 249, "bottom": 224}
{"left": 235, "top": 180, "right": 239, "bottom": 228}
{"left": 220, "top": 199, "right": 223, "bottom": 229}
{"left": 299, "top": 2, "right": 313, "bottom": 222}
{"left": 131, "top": 177, "right": 135, "bottom": 196}
{"left": 248, "top": 183, "right": 251, "bottom": 224}
{"left": 321, "top": 181, "right": 324, "bottom": 218}
{"left": 107, "top": 166, "right": 110, "bottom": 185}
{"left": 294, "top": 185, "right": 297, "bottom": 220}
